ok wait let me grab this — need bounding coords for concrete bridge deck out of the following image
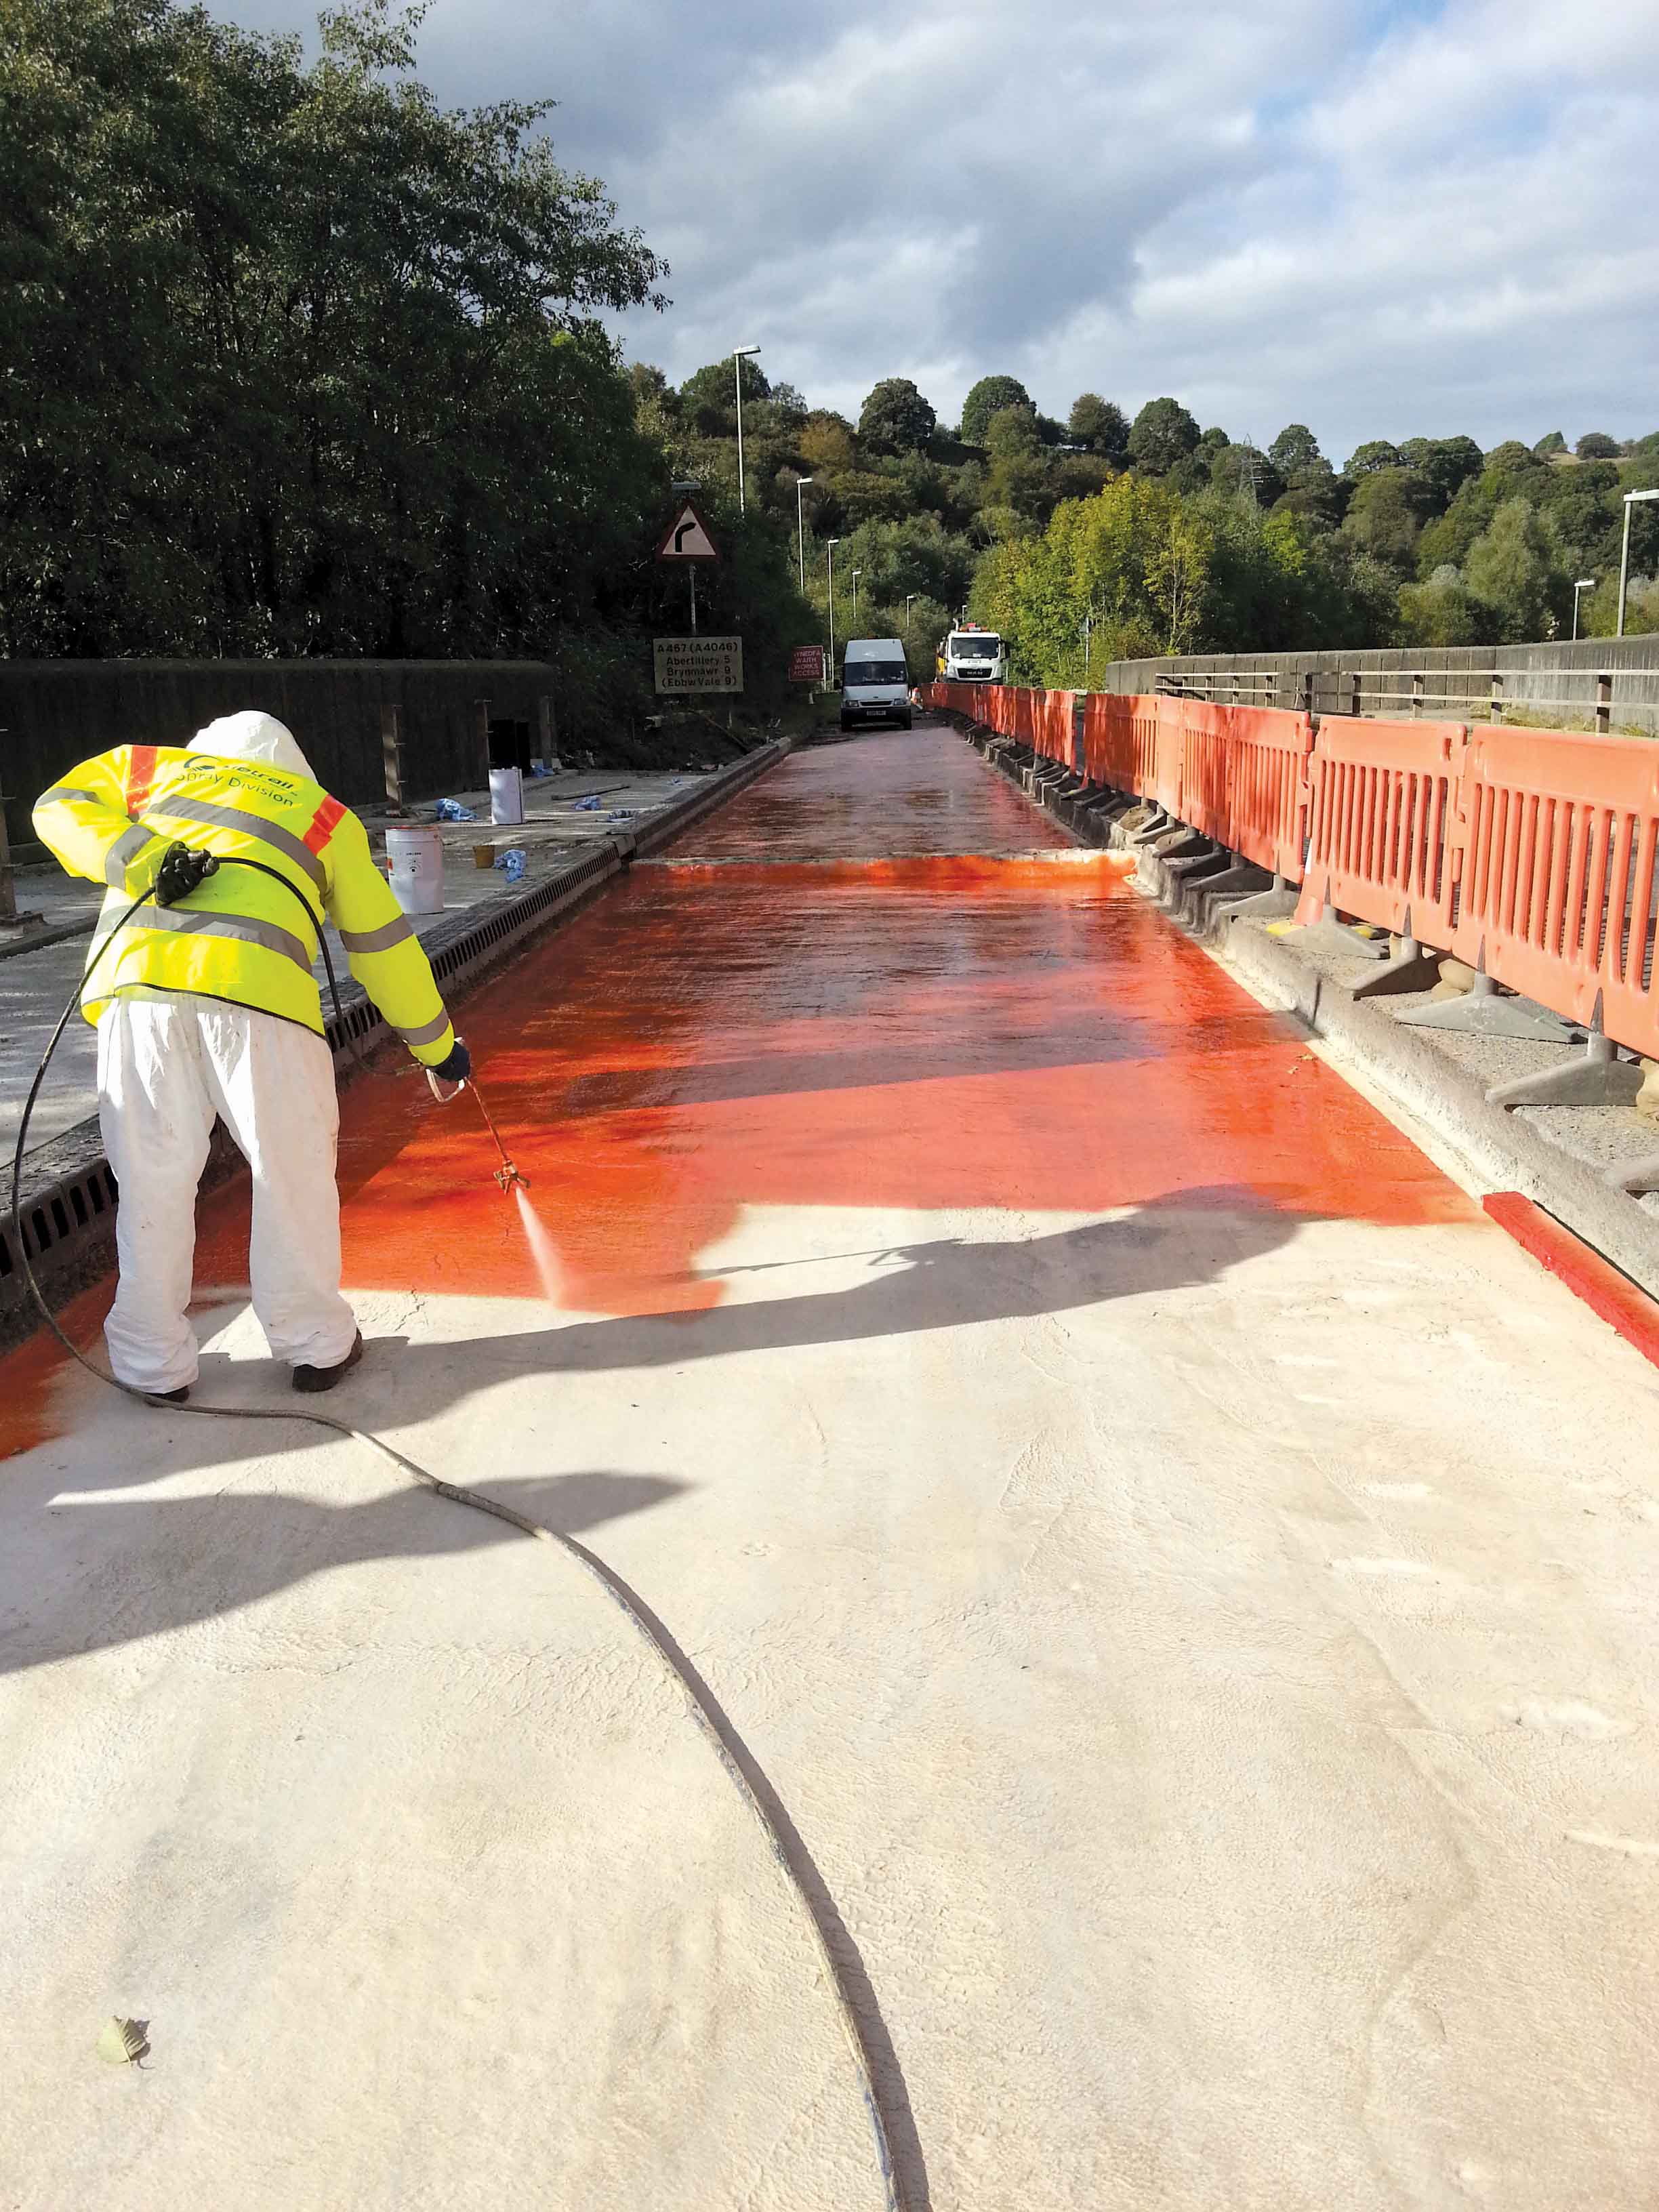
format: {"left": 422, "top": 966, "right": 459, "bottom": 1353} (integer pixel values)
{"left": 3, "top": 720, "right": 1656, "bottom": 2209}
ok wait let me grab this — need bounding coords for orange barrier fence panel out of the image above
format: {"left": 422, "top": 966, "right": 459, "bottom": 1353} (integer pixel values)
{"left": 1036, "top": 690, "right": 1079, "bottom": 764}
{"left": 1292, "top": 719, "right": 1468, "bottom": 944}
{"left": 1174, "top": 699, "right": 1233, "bottom": 844}
{"left": 1221, "top": 705, "right": 1315, "bottom": 879}
{"left": 1452, "top": 726, "right": 1659, "bottom": 1054}
{"left": 1081, "top": 693, "right": 1162, "bottom": 798}
{"left": 1147, "top": 695, "right": 1185, "bottom": 817}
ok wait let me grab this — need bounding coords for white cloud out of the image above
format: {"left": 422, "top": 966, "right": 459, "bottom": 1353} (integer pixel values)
{"left": 209, "top": 0, "right": 1659, "bottom": 456}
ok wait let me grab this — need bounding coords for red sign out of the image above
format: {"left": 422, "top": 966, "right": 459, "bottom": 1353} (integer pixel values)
{"left": 789, "top": 645, "right": 825, "bottom": 682}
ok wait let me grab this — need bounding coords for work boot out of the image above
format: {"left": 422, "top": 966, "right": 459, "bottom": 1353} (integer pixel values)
{"left": 292, "top": 1330, "right": 363, "bottom": 1394}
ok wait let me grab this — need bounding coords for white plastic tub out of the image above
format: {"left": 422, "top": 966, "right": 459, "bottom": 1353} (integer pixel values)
{"left": 386, "top": 825, "right": 445, "bottom": 916}
{"left": 489, "top": 766, "right": 525, "bottom": 825}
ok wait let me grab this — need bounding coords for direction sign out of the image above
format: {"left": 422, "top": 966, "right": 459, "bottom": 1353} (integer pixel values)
{"left": 655, "top": 501, "right": 719, "bottom": 562}
{"left": 655, "top": 635, "right": 743, "bottom": 694}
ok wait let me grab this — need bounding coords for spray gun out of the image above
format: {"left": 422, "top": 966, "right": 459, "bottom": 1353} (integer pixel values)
{"left": 426, "top": 1067, "right": 530, "bottom": 1194}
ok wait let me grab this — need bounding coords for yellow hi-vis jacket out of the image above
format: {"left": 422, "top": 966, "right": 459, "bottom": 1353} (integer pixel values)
{"left": 33, "top": 744, "right": 457, "bottom": 1067}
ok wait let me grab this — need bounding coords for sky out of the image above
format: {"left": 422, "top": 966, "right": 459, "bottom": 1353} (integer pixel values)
{"left": 210, "top": 0, "right": 1658, "bottom": 464}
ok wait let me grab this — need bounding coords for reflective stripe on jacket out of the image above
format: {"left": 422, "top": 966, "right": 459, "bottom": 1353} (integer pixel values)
{"left": 33, "top": 745, "right": 457, "bottom": 1067}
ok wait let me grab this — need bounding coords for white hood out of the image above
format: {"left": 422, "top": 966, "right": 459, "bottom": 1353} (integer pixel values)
{"left": 190, "top": 711, "right": 319, "bottom": 784}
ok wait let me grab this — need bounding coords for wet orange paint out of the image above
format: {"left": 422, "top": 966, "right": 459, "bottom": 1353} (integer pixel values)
{"left": 2, "top": 726, "right": 1478, "bottom": 1450}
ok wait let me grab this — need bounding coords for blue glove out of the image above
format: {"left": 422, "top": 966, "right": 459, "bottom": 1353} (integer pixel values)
{"left": 432, "top": 1038, "right": 471, "bottom": 1083}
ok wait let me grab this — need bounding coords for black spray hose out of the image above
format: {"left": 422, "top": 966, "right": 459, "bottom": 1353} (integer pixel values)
{"left": 7, "top": 859, "right": 907, "bottom": 2209}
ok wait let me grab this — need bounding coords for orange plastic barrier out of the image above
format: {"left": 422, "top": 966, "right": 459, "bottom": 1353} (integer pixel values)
{"left": 1293, "top": 719, "right": 1468, "bottom": 947}
{"left": 1032, "top": 689, "right": 1078, "bottom": 765}
{"left": 1215, "top": 705, "right": 1315, "bottom": 878}
{"left": 1171, "top": 698, "right": 1233, "bottom": 844}
{"left": 1452, "top": 726, "right": 1659, "bottom": 1054}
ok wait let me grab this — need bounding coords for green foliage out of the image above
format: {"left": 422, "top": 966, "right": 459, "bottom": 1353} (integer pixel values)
{"left": 1268, "top": 424, "right": 1322, "bottom": 477}
{"left": 1398, "top": 569, "right": 1483, "bottom": 646}
{"left": 857, "top": 377, "right": 937, "bottom": 453}
{"left": 1534, "top": 431, "right": 1567, "bottom": 457}
{"left": 680, "top": 356, "right": 771, "bottom": 438}
{"left": 1345, "top": 440, "right": 1403, "bottom": 477}
{"left": 1463, "top": 498, "right": 1568, "bottom": 640}
{"left": 1576, "top": 432, "right": 1620, "bottom": 459}
{"left": 1127, "top": 397, "right": 1201, "bottom": 474}
{"left": 960, "top": 375, "right": 1032, "bottom": 446}
{"left": 0, "top": 0, "right": 670, "bottom": 663}
{"left": 968, "top": 473, "right": 1382, "bottom": 683}
{"left": 1340, "top": 468, "right": 1436, "bottom": 573}
{"left": 1067, "top": 394, "right": 1130, "bottom": 459}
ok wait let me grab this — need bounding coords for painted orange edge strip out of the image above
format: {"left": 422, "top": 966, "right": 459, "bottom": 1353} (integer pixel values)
{"left": 1482, "top": 1191, "right": 1659, "bottom": 1372}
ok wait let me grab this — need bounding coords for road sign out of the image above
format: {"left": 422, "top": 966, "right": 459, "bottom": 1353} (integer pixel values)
{"left": 655, "top": 501, "right": 719, "bottom": 562}
{"left": 789, "top": 645, "right": 825, "bottom": 683}
{"left": 655, "top": 636, "right": 743, "bottom": 694}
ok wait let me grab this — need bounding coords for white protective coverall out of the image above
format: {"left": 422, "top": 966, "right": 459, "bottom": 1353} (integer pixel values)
{"left": 97, "top": 714, "right": 359, "bottom": 1391}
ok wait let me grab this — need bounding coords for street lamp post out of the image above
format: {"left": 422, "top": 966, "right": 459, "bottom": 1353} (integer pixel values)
{"left": 1572, "top": 577, "right": 1595, "bottom": 642}
{"left": 827, "top": 538, "right": 840, "bottom": 672}
{"left": 733, "top": 345, "right": 761, "bottom": 516}
{"left": 1618, "top": 491, "right": 1659, "bottom": 638}
{"left": 905, "top": 593, "right": 916, "bottom": 642}
{"left": 795, "top": 477, "right": 813, "bottom": 593}
{"left": 850, "top": 570, "right": 861, "bottom": 627}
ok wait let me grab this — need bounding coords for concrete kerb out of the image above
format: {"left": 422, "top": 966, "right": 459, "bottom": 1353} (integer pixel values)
{"left": 0, "top": 739, "right": 790, "bottom": 1351}
{"left": 941, "top": 712, "right": 1659, "bottom": 1301}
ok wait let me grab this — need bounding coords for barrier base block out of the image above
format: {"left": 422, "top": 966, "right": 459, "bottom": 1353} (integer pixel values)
{"left": 1397, "top": 981, "right": 1577, "bottom": 1044}
{"left": 1351, "top": 936, "right": 1443, "bottom": 999}
{"left": 1214, "top": 872, "right": 1297, "bottom": 920}
{"left": 1280, "top": 905, "right": 1391, "bottom": 962}
{"left": 1487, "top": 1033, "right": 1643, "bottom": 1110}
{"left": 1163, "top": 841, "right": 1225, "bottom": 879}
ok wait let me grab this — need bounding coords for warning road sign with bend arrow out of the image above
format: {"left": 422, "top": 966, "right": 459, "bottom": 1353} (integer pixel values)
{"left": 655, "top": 501, "right": 720, "bottom": 562}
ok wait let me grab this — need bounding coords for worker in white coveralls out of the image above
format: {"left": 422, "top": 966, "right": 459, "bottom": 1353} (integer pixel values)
{"left": 32, "top": 712, "right": 470, "bottom": 1402}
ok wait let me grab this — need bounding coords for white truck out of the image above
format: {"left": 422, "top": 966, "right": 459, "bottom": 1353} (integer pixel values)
{"left": 840, "top": 638, "right": 912, "bottom": 731}
{"left": 940, "top": 627, "right": 1008, "bottom": 684}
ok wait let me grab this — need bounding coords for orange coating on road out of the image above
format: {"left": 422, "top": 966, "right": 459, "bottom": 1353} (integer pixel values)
{"left": 2, "top": 727, "right": 1477, "bottom": 1453}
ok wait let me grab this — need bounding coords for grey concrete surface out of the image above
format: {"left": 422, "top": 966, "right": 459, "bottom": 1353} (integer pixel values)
{"left": 7, "top": 1202, "right": 1659, "bottom": 2207}
{"left": 2, "top": 766, "right": 718, "bottom": 1159}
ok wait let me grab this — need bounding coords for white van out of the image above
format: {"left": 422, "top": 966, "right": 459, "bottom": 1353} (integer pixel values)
{"left": 840, "top": 638, "right": 912, "bottom": 731}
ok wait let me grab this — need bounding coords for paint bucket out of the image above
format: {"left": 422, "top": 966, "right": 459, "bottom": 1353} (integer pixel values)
{"left": 386, "top": 825, "right": 445, "bottom": 916}
{"left": 489, "top": 766, "right": 525, "bottom": 825}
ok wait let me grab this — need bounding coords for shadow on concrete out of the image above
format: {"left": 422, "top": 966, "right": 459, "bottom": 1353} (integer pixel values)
{"left": 1, "top": 1468, "right": 686, "bottom": 1677}
{"left": 501, "top": 1184, "right": 1309, "bottom": 1375}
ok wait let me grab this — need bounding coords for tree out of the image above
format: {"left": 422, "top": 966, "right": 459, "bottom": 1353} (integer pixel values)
{"left": 960, "top": 375, "right": 1032, "bottom": 445}
{"left": 858, "top": 377, "right": 936, "bottom": 453}
{"left": 1345, "top": 440, "right": 1403, "bottom": 477}
{"left": 1411, "top": 436, "right": 1485, "bottom": 509}
{"left": 1340, "top": 468, "right": 1435, "bottom": 571}
{"left": 1399, "top": 568, "right": 1484, "bottom": 646}
{"left": 1067, "top": 394, "right": 1129, "bottom": 459}
{"left": 1577, "top": 431, "right": 1620, "bottom": 459}
{"left": 1534, "top": 431, "right": 1568, "bottom": 457}
{"left": 680, "top": 356, "right": 771, "bottom": 438}
{"left": 0, "top": 0, "right": 670, "bottom": 659}
{"left": 1269, "top": 424, "right": 1323, "bottom": 477}
{"left": 1464, "top": 498, "right": 1566, "bottom": 640}
{"left": 1128, "top": 396, "right": 1201, "bottom": 474}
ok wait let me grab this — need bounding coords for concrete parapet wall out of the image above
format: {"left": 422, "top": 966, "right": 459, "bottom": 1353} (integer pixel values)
{"left": 1093, "top": 637, "right": 1659, "bottom": 735}
{"left": 0, "top": 658, "right": 554, "bottom": 848}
